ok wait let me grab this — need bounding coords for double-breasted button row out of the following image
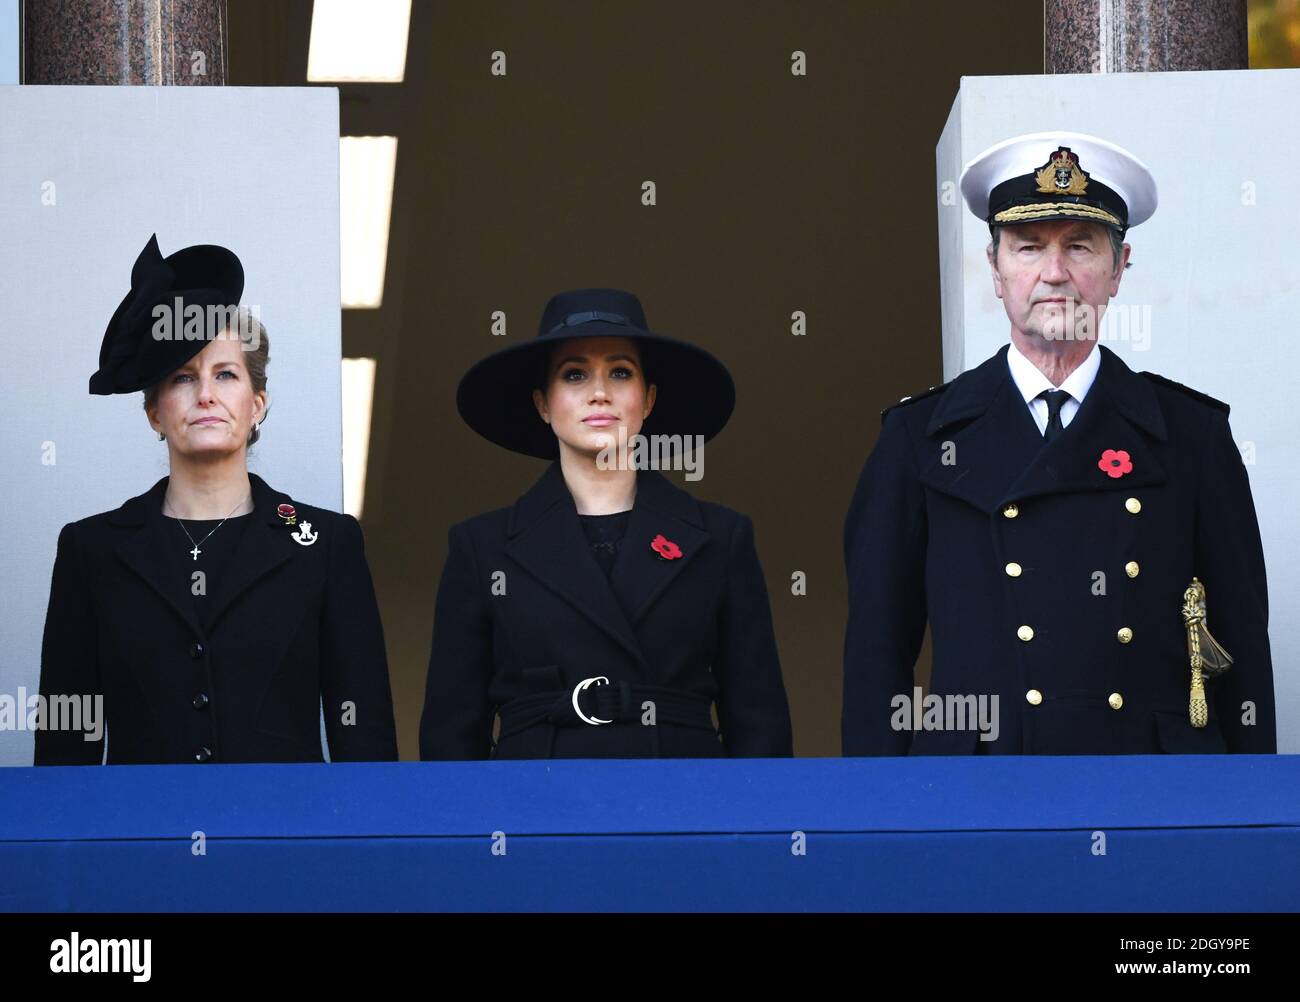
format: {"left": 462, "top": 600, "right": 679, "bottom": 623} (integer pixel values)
{"left": 1012, "top": 496, "right": 1130, "bottom": 713}
{"left": 1118, "top": 490, "right": 1138, "bottom": 651}
{"left": 1008, "top": 559, "right": 1133, "bottom": 581}
{"left": 1121, "top": 490, "right": 1140, "bottom": 591}
{"left": 1025, "top": 690, "right": 1125, "bottom": 710}
{"left": 1004, "top": 482, "right": 1028, "bottom": 638}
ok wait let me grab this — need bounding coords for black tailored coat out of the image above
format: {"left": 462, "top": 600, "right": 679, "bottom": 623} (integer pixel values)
{"left": 35, "top": 473, "right": 398, "bottom": 765}
{"left": 419, "top": 462, "right": 794, "bottom": 759}
{"left": 843, "top": 344, "right": 1276, "bottom": 756}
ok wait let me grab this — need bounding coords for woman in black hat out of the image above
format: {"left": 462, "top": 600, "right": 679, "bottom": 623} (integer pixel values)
{"left": 34, "top": 235, "right": 397, "bottom": 765}
{"left": 420, "top": 288, "right": 793, "bottom": 759}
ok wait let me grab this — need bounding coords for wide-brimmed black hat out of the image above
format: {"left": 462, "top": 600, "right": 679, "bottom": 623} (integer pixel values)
{"left": 89, "top": 234, "right": 245, "bottom": 395}
{"left": 456, "top": 288, "right": 736, "bottom": 459}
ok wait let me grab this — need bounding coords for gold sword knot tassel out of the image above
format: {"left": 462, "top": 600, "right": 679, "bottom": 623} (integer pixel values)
{"left": 1182, "top": 577, "right": 1234, "bottom": 728}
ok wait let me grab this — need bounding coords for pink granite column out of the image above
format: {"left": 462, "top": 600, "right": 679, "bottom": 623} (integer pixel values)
{"left": 23, "top": 0, "right": 228, "bottom": 84}
{"left": 1046, "top": 0, "right": 1248, "bottom": 72}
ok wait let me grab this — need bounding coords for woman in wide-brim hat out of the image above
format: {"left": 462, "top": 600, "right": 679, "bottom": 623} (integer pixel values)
{"left": 420, "top": 288, "right": 793, "bottom": 759}
{"left": 35, "top": 234, "right": 397, "bottom": 766}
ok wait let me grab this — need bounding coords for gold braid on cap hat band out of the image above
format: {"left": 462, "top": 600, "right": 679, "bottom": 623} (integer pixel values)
{"left": 992, "top": 202, "right": 1122, "bottom": 227}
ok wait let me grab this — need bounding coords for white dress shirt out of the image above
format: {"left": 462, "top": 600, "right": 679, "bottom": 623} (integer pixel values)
{"left": 1005, "top": 340, "right": 1101, "bottom": 435}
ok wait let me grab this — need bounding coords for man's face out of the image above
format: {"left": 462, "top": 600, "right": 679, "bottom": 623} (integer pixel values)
{"left": 988, "top": 218, "right": 1130, "bottom": 344}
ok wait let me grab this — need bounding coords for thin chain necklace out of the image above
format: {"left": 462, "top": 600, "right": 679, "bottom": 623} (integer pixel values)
{"left": 164, "top": 493, "right": 251, "bottom": 562}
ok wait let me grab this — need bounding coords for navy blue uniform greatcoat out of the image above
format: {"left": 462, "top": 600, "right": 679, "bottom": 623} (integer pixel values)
{"left": 843, "top": 345, "right": 1276, "bottom": 756}
{"left": 35, "top": 474, "right": 398, "bottom": 765}
{"left": 420, "top": 462, "right": 793, "bottom": 759}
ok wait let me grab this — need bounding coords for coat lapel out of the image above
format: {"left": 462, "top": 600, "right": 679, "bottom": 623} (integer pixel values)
{"left": 919, "top": 346, "right": 1045, "bottom": 514}
{"left": 505, "top": 463, "right": 648, "bottom": 667}
{"left": 504, "top": 463, "right": 714, "bottom": 668}
{"left": 204, "top": 474, "right": 295, "bottom": 631}
{"left": 919, "top": 344, "right": 1169, "bottom": 513}
{"left": 609, "top": 469, "right": 712, "bottom": 625}
{"left": 110, "top": 473, "right": 296, "bottom": 638}
{"left": 112, "top": 477, "right": 204, "bottom": 638}
{"left": 1006, "top": 345, "right": 1168, "bottom": 503}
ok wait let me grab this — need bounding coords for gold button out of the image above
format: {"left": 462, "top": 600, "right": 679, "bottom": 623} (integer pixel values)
{"left": 1108, "top": 692, "right": 1124, "bottom": 710}
{"left": 1017, "top": 625, "right": 1034, "bottom": 642}
{"left": 1117, "top": 627, "right": 1133, "bottom": 644}
{"left": 1026, "top": 689, "right": 1043, "bottom": 706}
{"left": 1005, "top": 562, "right": 1023, "bottom": 577}
{"left": 1125, "top": 497, "right": 1141, "bottom": 514}
{"left": 1125, "top": 561, "right": 1140, "bottom": 578}
{"left": 1002, "top": 504, "right": 1019, "bottom": 519}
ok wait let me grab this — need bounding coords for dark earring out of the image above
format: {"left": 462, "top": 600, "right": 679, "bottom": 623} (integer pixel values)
{"left": 158, "top": 432, "right": 165, "bottom": 441}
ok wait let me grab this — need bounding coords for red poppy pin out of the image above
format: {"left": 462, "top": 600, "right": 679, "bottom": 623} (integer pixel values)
{"left": 1098, "top": 449, "right": 1133, "bottom": 479}
{"left": 651, "top": 533, "right": 683, "bottom": 561}
{"left": 277, "top": 503, "right": 298, "bottom": 526}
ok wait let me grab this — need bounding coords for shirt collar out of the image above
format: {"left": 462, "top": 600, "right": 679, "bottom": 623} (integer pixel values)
{"left": 1006, "top": 339, "right": 1101, "bottom": 405}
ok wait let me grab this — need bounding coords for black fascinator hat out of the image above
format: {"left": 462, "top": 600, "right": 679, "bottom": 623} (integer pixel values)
{"left": 89, "top": 234, "right": 244, "bottom": 395}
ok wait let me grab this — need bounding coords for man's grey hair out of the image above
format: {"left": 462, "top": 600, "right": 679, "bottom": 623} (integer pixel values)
{"left": 989, "top": 223, "right": 1129, "bottom": 272}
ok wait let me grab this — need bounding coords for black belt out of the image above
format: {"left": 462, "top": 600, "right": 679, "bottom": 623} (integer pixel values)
{"left": 497, "top": 678, "right": 716, "bottom": 741}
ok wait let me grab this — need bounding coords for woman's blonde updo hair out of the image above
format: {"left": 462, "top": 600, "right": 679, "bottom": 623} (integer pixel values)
{"left": 142, "top": 306, "right": 271, "bottom": 445}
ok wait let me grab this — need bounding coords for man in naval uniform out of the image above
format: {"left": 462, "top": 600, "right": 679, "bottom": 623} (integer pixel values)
{"left": 842, "top": 131, "right": 1276, "bottom": 755}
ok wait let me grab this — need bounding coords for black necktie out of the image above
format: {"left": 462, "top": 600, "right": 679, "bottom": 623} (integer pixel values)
{"left": 1038, "top": 389, "right": 1070, "bottom": 443}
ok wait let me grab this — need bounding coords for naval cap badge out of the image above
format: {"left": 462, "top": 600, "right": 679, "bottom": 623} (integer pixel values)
{"left": 1035, "top": 146, "right": 1090, "bottom": 197}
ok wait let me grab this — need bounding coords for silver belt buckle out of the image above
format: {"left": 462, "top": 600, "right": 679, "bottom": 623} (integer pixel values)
{"left": 572, "top": 676, "right": 613, "bottom": 725}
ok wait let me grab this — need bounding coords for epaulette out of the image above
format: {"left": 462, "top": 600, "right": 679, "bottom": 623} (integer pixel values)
{"left": 1140, "top": 371, "right": 1230, "bottom": 415}
{"left": 880, "top": 382, "right": 949, "bottom": 423}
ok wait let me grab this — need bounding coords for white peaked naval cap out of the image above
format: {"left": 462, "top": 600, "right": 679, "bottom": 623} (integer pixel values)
{"left": 959, "top": 131, "right": 1157, "bottom": 233}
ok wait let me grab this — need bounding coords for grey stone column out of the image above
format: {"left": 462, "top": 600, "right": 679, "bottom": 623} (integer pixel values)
{"left": 1046, "top": 0, "right": 1248, "bottom": 72}
{"left": 23, "top": 0, "right": 228, "bottom": 84}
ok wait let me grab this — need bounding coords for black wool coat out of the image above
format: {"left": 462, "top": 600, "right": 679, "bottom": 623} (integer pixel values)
{"left": 420, "top": 462, "right": 794, "bottom": 759}
{"left": 35, "top": 473, "right": 398, "bottom": 765}
{"left": 843, "top": 344, "right": 1276, "bottom": 756}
